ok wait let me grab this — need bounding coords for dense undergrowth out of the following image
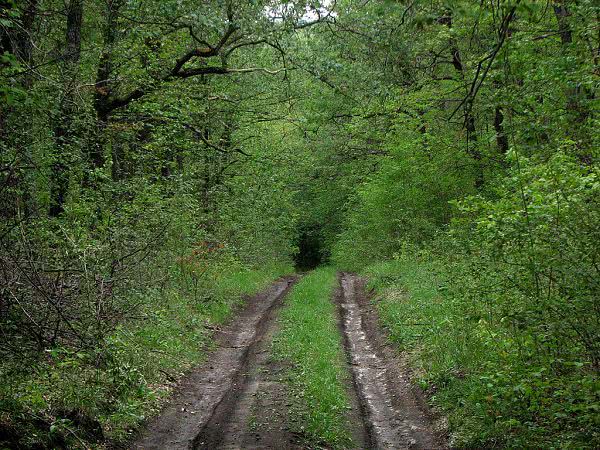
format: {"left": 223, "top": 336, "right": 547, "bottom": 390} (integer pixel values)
{"left": 334, "top": 153, "right": 600, "bottom": 447}
{"left": 273, "top": 267, "right": 354, "bottom": 449}
{"left": 0, "top": 261, "right": 291, "bottom": 448}
{"left": 362, "top": 252, "right": 599, "bottom": 449}
{"left": 2, "top": 0, "right": 599, "bottom": 447}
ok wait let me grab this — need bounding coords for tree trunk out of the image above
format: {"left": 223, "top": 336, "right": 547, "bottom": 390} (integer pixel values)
{"left": 0, "top": 1, "right": 38, "bottom": 218}
{"left": 15, "top": 0, "right": 38, "bottom": 87}
{"left": 49, "top": 0, "right": 82, "bottom": 217}
{"left": 553, "top": 1, "right": 593, "bottom": 163}
{"left": 93, "top": 0, "right": 125, "bottom": 174}
{"left": 494, "top": 105, "right": 509, "bottom": 155}
{"left": 441, "top": 12, "right": 484, "bottom": 189}
{"left": 553, "top": 2, "right": 572, "bottom": 45}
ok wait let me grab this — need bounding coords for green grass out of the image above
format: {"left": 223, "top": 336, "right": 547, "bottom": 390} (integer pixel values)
{"left": 273, "top": 267, "right": 354, "bottom": 449}
{"left": 363, "top": 256, "right": 600, "bottom": 449}
{"left": 0, "top": 261, "right": 293, "bottom": 449}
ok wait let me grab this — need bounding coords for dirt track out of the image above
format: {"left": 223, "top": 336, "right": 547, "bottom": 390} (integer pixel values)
{"left": 132, "top": 276, "right": 297, "bottom": 450}
{"left": 133, "top": 273, "right": 445, "bottom": 449}
{"left": 336, "top": 273, "right": 446, "bottom": 449}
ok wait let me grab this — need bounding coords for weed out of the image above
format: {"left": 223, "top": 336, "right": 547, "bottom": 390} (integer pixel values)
{"left": 0, "top": 262, "right": 292, "bottom": 448}
{"left": 273, "top": 267, "right": 354, "bottom": 449}
{"left": 364, "top": 256, "right": 600, "bottom": 449}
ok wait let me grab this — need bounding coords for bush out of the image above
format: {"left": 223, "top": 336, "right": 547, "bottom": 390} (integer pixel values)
{"left": 451, "top": 151, "right": 600, "bottom": 369}
{"left": 365, "top": 252, "right": 599, "bottom": 448}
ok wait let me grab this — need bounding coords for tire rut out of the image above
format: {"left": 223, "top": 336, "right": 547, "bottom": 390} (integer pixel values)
{"left": 194, "top": 279, "right": 303, "bottom": 450}
{"left": 336, "top": 272, "right": 447, "bottom": 450}
{"left": 132, "top": 276, "right": 298, "bottom": 450}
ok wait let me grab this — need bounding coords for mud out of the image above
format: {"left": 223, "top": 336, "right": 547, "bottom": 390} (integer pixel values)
{"left": 133, "top": 272, "right": 446, "bottom": 450}
{"left": 132, "top": 276, "right": 297, "bottom": 450}
{"left": 336, "top": 272, "right": 447, "bottom": 450}
{"left": 194, "top": 286, "right": 304, "bottom": 450}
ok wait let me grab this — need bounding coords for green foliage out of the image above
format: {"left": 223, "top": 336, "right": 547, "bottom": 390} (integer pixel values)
{"left": 273, "top": 268, "right": 354, "bottom": 448}
{"left": 451, "top": 151, "right": 600, "bottom": 367}
{"left": 0, "top": 1, "right": 24, "bottom": 105}
{"left": 1, "top": 0, "right": 301, "bottom": 445}
{"left": 0, "top": 263, "right": 291, "bottom": 448}
{"left": 2, "top": 0, "right": 599, "bottom": 447}
{"left": 332, "top": 93, "right": 475, "bottom": 269}
{"left": 364, "top": 254, "right": 600, "bottom": 449}
{"left": 327, "top": 3, "right": 599, "bottom": 445}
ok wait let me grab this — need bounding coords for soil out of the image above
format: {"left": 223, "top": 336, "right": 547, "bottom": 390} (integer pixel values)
{"left": 132, "top": 276, "right": 298, "bottom": 450}
{"left": 193, "top": 285, "right": 305, "bottom": 450}
{"left": 132, "top": 272, "right": 447, "bottom": 450}
{"left": 336, "top": 272, "right": 447, "bottom": 450}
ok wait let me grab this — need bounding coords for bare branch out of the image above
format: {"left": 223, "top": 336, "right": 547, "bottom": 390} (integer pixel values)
{"left": 449, "top": 2, "right": 520, "bottom": 123}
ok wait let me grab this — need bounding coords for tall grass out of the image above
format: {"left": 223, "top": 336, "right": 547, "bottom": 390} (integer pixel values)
{"left": 273, "top": 267, "right": 354, "bottom": 448}
{"left": 364, "top": 255, "right": 600, "bottom": 449}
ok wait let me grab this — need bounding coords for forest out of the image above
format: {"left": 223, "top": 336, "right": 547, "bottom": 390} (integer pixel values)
{"left": 1, "top": 0, "right": 598, "bottom": 448}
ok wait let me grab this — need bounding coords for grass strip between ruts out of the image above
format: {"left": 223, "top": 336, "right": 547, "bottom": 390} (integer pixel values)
{"left": 273, "top": 267, "right": 354, "bottom": 449}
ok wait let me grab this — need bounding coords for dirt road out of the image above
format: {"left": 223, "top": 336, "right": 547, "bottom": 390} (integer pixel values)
{"left": 133, "top": 273, "right": 445, "bottom": 449}
{"left": 336, "top": 273, "right": 445, "bottom": 449}
{"left": 133, "top": 276, "right": 297, "bottom": 450}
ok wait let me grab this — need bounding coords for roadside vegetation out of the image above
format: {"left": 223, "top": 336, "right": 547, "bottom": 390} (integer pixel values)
{"left": 273, "top": 268, "right": 353, "bottom": 449}
{"left": 364, "top": 253, "right": 599, "bottom": 448}
{"left": 336, "top": 149, "right": 600, "bottom": 448}
{"left": 0, "top": 262, "right": 291, "bottom": 448}
{"left": 325, "top": 3, "right": 599, "bottom": 448}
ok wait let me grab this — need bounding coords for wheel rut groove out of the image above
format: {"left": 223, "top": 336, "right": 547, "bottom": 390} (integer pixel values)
{"left": 336, "top": 272, "right": 446, "bottom": 450}
{"left": 193, "top": 275, "right": 303, "bottom": 450}
{"left": 132, "top": 276, "right": 298, "bottom": 450}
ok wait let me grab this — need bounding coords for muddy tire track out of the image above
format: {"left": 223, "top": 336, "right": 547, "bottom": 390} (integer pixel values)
{"left": 194, "top": 281, "right": 304, "bottom": 450}
{"left": 132, "top": 276, "right": 297, "bottom": 450}
{"left": 337, "top": 272, "right": 447, "bottom": 450}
